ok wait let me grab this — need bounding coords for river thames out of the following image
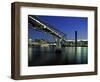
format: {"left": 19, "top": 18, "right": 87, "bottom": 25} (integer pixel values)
{"left": 28, "top": 46, "right": 88, "bottom": 66}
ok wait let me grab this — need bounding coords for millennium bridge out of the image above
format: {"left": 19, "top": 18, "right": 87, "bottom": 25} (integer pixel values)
{"left": 28, "top": 15, "right": 67, "bottom": 48}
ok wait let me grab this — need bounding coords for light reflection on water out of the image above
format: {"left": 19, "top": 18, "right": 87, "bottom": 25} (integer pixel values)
{"left": 28, "top": 46, "right": 88, "bottom": 66}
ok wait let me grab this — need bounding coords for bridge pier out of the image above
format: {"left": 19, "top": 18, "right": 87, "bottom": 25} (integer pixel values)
{"left": 56, "top": 38, "right": 62, "bottom": 48}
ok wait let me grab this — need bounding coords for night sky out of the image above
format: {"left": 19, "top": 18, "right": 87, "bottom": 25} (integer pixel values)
{"left": 28, "top": 15, "right": 88, "bottom": 41}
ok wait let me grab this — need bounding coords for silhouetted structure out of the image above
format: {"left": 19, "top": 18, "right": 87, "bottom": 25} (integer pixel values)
{"left": 75, "top": 31, "right": 77, "bottom": 47}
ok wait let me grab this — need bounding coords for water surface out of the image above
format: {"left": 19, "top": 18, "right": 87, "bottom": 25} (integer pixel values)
{"left": 28, "top": 46, "right": 88, "bottom": 66}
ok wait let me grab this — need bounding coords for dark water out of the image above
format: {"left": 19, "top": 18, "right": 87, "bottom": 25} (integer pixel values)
{"left": 28, "top": 45, "right": 88, "bottom": 66}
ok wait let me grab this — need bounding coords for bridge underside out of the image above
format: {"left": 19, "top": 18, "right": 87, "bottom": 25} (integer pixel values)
{"left": 28, "top": 16, "right": 67, "bottom": 48}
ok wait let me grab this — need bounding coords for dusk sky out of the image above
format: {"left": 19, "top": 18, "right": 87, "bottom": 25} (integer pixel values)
{"left": 28, "top": 15, "right": 88, "bottom": 41}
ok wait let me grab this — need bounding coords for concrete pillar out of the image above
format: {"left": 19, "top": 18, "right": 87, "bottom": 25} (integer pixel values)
{"left": 56, "top": 38, "right": 61, "bottom": 48}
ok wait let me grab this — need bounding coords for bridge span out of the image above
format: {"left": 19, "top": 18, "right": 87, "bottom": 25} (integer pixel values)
{"left": 28, "top": 15, "right": 67, "bottom": 48}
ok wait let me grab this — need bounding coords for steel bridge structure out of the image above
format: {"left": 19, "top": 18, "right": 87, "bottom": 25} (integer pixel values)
{"left": 28, "top": 15, "right": 67, "bottom": 48}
